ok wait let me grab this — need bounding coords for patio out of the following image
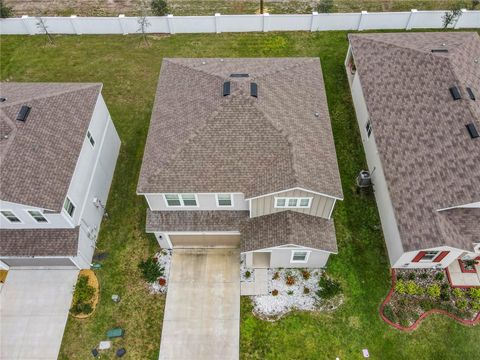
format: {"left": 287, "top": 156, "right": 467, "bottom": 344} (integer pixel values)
{"left": 446, "top": 259, "right": 480, "bottom": 287}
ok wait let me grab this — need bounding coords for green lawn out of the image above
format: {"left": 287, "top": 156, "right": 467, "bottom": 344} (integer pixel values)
{"left": 1, "top": 31, "right": 479, "bottom": 360}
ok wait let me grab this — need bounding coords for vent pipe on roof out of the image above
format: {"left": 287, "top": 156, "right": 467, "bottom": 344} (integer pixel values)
{"left": 431, "top": 49, "right": 448, "bottom": 53}
{"left": 223, "top": 81, "right": 231, "bottom": 96}
{"left": 16, "top": 105, "right": 31, "bottom": 122}
{"left": 0, "top": 97, "right": 6, "bottom": 102}
{"left": 230, "top": 73, "right": 249, "bottom": 78}
{"left": 466, "top": 123, "right": 479, "bottom": 139}
{"left": 466, "top": 87, "right": 476, "bottom": 101}
{"left": 250, "top": 83, "right": 258, "bottom": 98}
{"left": 449, "top": 86, "right": 461, "bottom": 100}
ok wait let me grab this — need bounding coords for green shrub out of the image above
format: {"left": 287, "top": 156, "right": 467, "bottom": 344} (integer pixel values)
{"left": 70, "top": 275, "right": 95, "bottom": 315}
{"left": 395, "top": 279, "right": 407, "bottom": 294}
{"left": 440, "top": 288, "right": 451, "bottom": 301}
{"left": 245, "top": 270, "right": 251, "bottom": 279}
{"left": 452, "top": 288, "right": 465, "bottom": 299}
{"left": 151, "top": 0, "right": 168, "bottom": 16}
{"left": 434, "top": 272, "right": 445, "bottom": 281}
{"left": 138, "top": 257, "right": 164, "bottom": 283}
{"left": 316, "top": 276, "right": 341, "bottom": 299}
{"left": 407, "top": 272, "right": 416, "bottom": 280}
{"left": 303, "top": 287, "right": 310, "bottom": 294}
{"left": 471, "top": 300, "right": 480, "bottom": 312}
{"left": 396, "top": 273, "right": 404, "bottom": 281}
{"left": 468, "top": 288, "right": 480, "bottom": 301}
{"left": 419, "top": 299, "right": 435, "bottom": 312}
{"left": 405, "top": 281, "right": 422, "bottom": 296}
{"left": 382, "top": 304, "right": 396, "bottom": 322}
{"left": 287, "top": 290, "right": 294, "bottom": 295}
{"left": 427, "top": 284, "right": 441, "bottom": 298}
{"left": 71, "top": 302, "right": 93, "bottom": 315}
{"left": 0, "top": 0, "right": 13, "bottom": 18}
{"left": 456, "top": 298, "right": 468, "bottom": 310}
{"left": 420, "top": 272, "right": 429, "bottom": 279}
{"left": 315, "top": 0, "right": 334, "bottom": 13}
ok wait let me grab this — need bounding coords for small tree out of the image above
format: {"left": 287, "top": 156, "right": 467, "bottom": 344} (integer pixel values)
{"left": 36, "top": 13, "right": 55, "bottom": 45}
{"left": 442, "top": 8, "right": 462, "bottom": 29}
{"left": 0, "top": 0, "right": 13, "bottom": 18}
{"left": 316, "top": 0, "right": 335, "bottom": 13}
{"left": 472, "top": 0, "right": 480, "bottom": 10}
{"left": 138, "top": 0, "right": 151, "bottom": 46}
{"left": 151, "top": 0, "right": 169, "bottom": 16}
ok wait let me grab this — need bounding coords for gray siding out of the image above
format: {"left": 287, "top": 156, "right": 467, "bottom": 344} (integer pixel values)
{"left": 144, "top": 193, "right": 248, "bottom": 211}
{"left": 350, "top": 71, "right": 404, "bottom": 266}
{"left": 250, "top": 189, "right": 335, "bottom": 219}
{"left": 245, "top": 248, "right": 331, "bottom": 268}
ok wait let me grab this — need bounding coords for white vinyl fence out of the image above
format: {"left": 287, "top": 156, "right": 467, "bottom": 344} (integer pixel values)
{"left": 0, "top": 9, "right": 479, "bottom": 35}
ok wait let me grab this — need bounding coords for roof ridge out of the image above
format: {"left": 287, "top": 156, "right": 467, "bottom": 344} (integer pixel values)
{"left": 254, "top": 58, "right": 318, "bottom": 80}
{"left": 0, "top": 83, "right": 102, "bottom": 109}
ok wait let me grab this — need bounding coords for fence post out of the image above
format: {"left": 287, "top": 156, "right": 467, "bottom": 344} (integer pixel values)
{"left": 263, "top": 13, "right": 270, "bottom": 32}
{"left": 215, "top": 13, "right": 221, "bottom": 33}
{"left": 21, "top": 15, "right": 36, "bottom": 35}
{"left": 454, "top": 9, "right": 467, "bottom": 29}
{"left": 69, "top": 15, "right": 81, "bottom": 35}
{"left": 310, "top": 11, "right": 319, "bottom": 32}
{"left": 357, "top": 11, "right": 368, "bottom": 31}
{"left": 167, "top": 14, "right": 175, "bottom": 34}
{"left": 117, "top": 14, "right": 128, "bottom": 35}
{"left": 406, "top": 9, "right": 417, "bottom": 30}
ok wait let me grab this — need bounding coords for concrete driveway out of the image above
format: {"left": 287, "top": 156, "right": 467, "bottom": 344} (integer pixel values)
{"left": 159, "top": 249, "right": 240, "bottom": 360}
{"left": 0, "top": 269, "right": 79, "bottom": 360}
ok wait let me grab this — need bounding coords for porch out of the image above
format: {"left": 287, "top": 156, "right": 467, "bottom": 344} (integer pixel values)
{"left": 446, "top": 259, "right": 480, "bottom": 287}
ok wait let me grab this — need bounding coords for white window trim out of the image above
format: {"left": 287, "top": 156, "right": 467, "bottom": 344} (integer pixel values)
{"left": 86, "top": 130, "right": 95, "bottom": 147}
{"left": 215, "top": 193, "right": 234, "bottom": 208}
{"left": 274, "top": 197, "right": 313, "bottom": 209}
{"left": 290, "top": 250, "right": 311, "bottom": 263}
{"left": 163, "top": 193, "right": 199, "bottom": 208}
{"left": 63, "top": 197, "right": 77, "bottom": 218}
{"left": 27, "top": 210, "right": 49, "bottom": 223}
{"left": 419, "top": 251, "right": 439, "bottom": 262}
{"left": 0, "top": 209, "right": 22, "bottom": 223}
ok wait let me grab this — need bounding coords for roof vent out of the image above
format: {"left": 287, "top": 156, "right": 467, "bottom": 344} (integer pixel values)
{"left": 466, "top": 123, "right": 479, "bottom": 139}
{"left": 431, "top": 49, "right": 448, "bottom": 53}
{"left": 16, "top": 105, "right": 31, "bottom": 122}
{"left": 0, "top": 97, "right": 6, "bottom": 102}
{"left": 250, "top": 83, "right": 258, "bottom": 98}
{"left": 449, "top": 86, "right": 461, "bottom": 100}
{"left": 223, "top": 81, "right": 231, "bottom": 96}
{"left": 230, "top": 73, "right": 249, "bottom": 78}
{"left": 466, "top": 87, "right": 476, "bottom": 101}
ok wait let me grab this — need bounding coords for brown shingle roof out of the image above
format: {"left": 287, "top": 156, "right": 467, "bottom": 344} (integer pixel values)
{"left": 349, "top": 32, "right": 480, "bottom": 251}
{"left": 0, "top": 83, "right": 102, "bottom": 211}
{"left": 146, "top": 210, "right": 337, "bottom": 253}
{"left": 137, "top": 58, "right": 343, "bottom": 200}
{"left": 0, "top": 227, "right": 79, "bottom": 256}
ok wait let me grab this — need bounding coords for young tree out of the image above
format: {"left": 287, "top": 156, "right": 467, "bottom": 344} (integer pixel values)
{"left": 316, "top": 0, "right": 335, "bottom": 13}
{"left": 151, "top": 0, "right": 169, "bottom": 16}
{"left": 472, "top": 0, "right": 480, "bottom": 9}
{"left": 36, "top": 14, "right": 55, "bottom": 45}
{"left": 138, "top": 0, "right": 151, "bottom": 46}
{"left": 442, "top": 8, "right": 462, "bottom": 29}
{"left": 0, "top": 0, "right": 13, "bottom": 18}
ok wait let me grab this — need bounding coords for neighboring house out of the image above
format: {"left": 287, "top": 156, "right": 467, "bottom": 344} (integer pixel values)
{"left": 137, "top": 58, "right": 343, "bottom": 269}
{"left": 0, "top": 83, "right": 121, "bottom": 269}
{"left": 346, "top": 33, "right": 480, "bottom": 274}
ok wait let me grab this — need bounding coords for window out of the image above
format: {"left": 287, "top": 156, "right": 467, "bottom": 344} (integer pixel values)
{"left": 274, "top": 197, "right": 312, "bottom": 209}
{"left": 421, "top": 251, "right": 439, "bottom": 262}
{"left": 216, "top": 194, "right": 233, "bottom": 207}
{"left": 1, "top": 210, "right": 21, "bottom": 223}
{"left": 86, "top": 130, "right": 95, "bottom": 147}
{"left": 63, "top": 197, "right": 75, "bottom": 217}
{"left": 365, "top": 120, "right": 372, "bottom": 138}
{"left": 28, "top": 210, "right": 48, "bottom": 223}
{"left": 164, "top": 194, "right": 198, "bottom": 207}
{"left": 291, "top": 250, "right": 310, "bottom": 263}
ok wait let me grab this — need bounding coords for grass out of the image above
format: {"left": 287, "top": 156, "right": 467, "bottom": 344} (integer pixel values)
{"left": 1, "top": 30, "right": 479, "bottom": 359}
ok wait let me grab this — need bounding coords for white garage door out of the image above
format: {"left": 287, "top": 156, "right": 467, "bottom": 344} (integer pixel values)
{"left": 169, "top": 234, "right": 240, "bottom": 248}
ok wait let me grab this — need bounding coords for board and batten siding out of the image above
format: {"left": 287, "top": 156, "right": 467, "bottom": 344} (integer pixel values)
{"left": 250, "top": 189, "right": 335, "bottom": 219}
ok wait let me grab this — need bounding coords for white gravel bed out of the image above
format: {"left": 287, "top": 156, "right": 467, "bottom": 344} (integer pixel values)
{"left": 149, "top": 249, "right": 172, "bottom": 294}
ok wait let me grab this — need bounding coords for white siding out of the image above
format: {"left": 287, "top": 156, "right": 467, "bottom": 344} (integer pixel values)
{"left": 392, "top": 247, "right": 464, "bottom": 269}
{"left": 144, "top": 193, "right": 248, "bottom": 211}
{"left": 350, "top": 71, "right": 404, "bottom": 266}
{"left": 245, "top": 248, "right": 331, "bottom": 268}
{"left": 0, "top": 200, "right": 71, "bottom": 229}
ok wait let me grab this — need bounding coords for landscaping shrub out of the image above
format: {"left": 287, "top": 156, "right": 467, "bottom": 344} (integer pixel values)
{"left": 286, "top": 276, "right": 296, "bottom": 286}
{"left": 0, "top": 0, "right": 13, "bottom": 18}
{"left": 405, "top": 281, "right": 423, "bottom": 296}
{"left": 151, "top": 0, "right": 168, "bottom": 16}
{"left": 383, "top": 304, "right": 397, "bottom": 323}
{"left": 435, "top": 272, "right": 445, "bottom": 281}
{"left": 138, "top": 257, "right": 164, "bottom": 283}
{"left": 468, "top": 288, "right": 480, "bottom": 301}
{"left": 452, "top": 288, "right": 465, "bottom": 299}
{"left": 395, "top": 279, "right": 407, "bottom": 294}
{"left": 440, "top": 287, "right": 451, "bottom": 301}
{"left": 287, "top": 290, "right": 294, "bottom": 295}
{"left": 419, "top": 299, "right": 435, "bottom": 312}
{"left": 245, "top": 270, "right": 251, "bottom": 279}
{"left": 471, "top": 300, "right": 480, "bottom": 312}
{"left": 158, "top": 278, "right": 166, "bottom": 286}
{"left": 407, "top": 272, "right": 416, "bottom": 280}
{"left": 316, "top": 276, "right": 341, "bottom": 299}
{"left": 420, "top": 272, "right": 429, "bottom": 280}
{"left": 456, "top": 298, "right": 468, "bottom": 310}
{"left": 396, "top": 273, "right": 404, "bottom": 281}
{"left": 272, "top": 272, "right": 280, "bottom": 280}
{"left": 70, "top": 302, "right": 93, "bottom": 315}
{"left": 302, "top": 270, "right": 311, "bottom": 280}
{"left": 303, "top": 287, "right": 310, "bottom": 295}
{"left": 271, "top": 289, "right": 278, "bottom": 296}
{"left": 427, "top": 284, "right": 441, "bottom": 298}
{"left": 70, "top": 275, "right": 95, "bottom": 315}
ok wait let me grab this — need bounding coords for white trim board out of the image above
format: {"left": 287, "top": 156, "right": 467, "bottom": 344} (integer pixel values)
{"left": 245, "top": 187, "right": 343, "bottom": 201}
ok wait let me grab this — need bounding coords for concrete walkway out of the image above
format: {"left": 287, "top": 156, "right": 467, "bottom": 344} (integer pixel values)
{"left": 0, "top": 269, "right": 79, "bottom": 360}
{"left": 159, "top": 249, "right": 240, "bottom": 360}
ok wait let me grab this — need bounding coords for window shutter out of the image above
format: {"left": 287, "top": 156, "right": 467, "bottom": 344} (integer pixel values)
{"left": 433, "top": 251, "right": 449, "bottom": 262}
{"left": 412, "top": 251, "right": 426, "bottom": 262}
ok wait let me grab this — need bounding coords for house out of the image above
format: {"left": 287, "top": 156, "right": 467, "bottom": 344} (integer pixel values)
{"left": 0, "top": 83, "right": 121, "bottom": 269}
{"left": 137, "top": 58, "right": 343, "bottom": 269}
{"left": 345, "top": 33, "right": 480, "bottom": 280}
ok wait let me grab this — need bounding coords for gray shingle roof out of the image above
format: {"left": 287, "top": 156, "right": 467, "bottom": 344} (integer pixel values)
{"left": 146, "top": 210, "right": 337, "bottom": 253}
{"left": 348, "top": 32, "right": 480, "bottom": 251}
{"left": 0, "top": 83, "right": 102, "bottom": 211}
{"left": 137, "top": 58, "right": 343, "bottom": 200}
{"left": 0, "top": 227, "right": 79, "bottom": 256}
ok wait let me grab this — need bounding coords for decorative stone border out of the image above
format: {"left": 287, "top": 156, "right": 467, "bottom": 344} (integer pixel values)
{"left": 379, "top": 269, "right": 480, "bottom": 331}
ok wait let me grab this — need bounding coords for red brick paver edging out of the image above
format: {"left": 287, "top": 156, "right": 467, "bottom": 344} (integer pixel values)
{"left": 379, "top": 269, "right": 480, "bottom": 331}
